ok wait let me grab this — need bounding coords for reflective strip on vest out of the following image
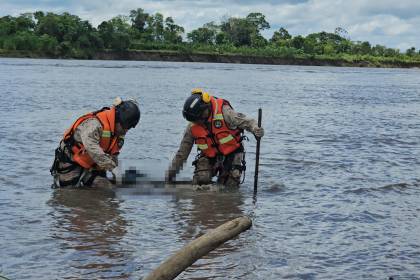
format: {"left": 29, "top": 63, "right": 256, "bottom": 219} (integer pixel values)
{"left": 214, "top": 100, "right": 219, "bottom": 116}
{"left": 197, "top": 143, "right": 209, "bottom": 150}
{"left": 102, "top": 130, "right": 112, "bottom": 137}
{"left": 219, "top": 134, "right": 234, "bottom": 144}
{"left": 213, "top": 113, "right": 224, "bottom": 120}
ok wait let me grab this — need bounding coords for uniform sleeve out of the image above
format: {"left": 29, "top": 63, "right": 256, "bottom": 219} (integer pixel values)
{"left": 222, "top": 105, "right": 258, "bottom": 133}
{"left": 167, "top": 124, "right": 195, "bottom": 177}
{"left": 74, "top": 118, "right": 117, "bottom": 171}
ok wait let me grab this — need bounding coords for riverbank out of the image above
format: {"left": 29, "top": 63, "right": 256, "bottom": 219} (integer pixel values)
{"left": 2, "top": 49, "right": 420, "bottom": 68}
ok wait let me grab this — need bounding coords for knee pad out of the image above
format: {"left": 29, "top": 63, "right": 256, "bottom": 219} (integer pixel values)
{"left": 231, "top": 169, "right": 241, "bottom": 179}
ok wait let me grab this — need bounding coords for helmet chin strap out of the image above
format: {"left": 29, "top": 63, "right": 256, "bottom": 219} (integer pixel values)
{"left": 114, "top": 122, "right": 126, "bottom": 136}
{"left": 199, "top": 108, "right": 210, "bottom": 122}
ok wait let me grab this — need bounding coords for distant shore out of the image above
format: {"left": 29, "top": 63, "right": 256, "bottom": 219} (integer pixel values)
{"left": 2, "top": 49, "right": 420, "bottom": 68}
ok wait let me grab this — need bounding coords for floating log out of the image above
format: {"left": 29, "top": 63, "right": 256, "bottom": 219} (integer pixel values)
{"left": 143, "top": 216, "right": 252, "bottom": 280}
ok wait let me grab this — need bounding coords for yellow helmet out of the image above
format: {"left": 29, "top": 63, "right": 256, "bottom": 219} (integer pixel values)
{"left": 191, "top": 88, "right": 211, "bottom": 103}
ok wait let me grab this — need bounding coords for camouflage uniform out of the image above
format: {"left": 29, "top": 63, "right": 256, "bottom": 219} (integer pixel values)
{"left": 167, "top": 105, "right": 260, "bottom": 187}
{"left": 53, "top": 118, "right": 118, "bottom": 188}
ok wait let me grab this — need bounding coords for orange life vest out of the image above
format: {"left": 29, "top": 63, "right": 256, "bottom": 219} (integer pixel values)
{"left": 191, "top": 97, "right": 243, "bottom": 158}
{"left": 62, "top": 107, "right": 122, "bottom": 169}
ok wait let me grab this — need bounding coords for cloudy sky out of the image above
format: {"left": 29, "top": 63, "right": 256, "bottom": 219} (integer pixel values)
{"left": 1, "top": 0, "right": 420, "bottom": 50}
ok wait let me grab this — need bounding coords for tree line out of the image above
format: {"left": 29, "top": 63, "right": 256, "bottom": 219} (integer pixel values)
{"left": 1, "top": 9, "right": 419, "bottom": 61}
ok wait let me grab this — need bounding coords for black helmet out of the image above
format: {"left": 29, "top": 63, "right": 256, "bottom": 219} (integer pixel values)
{"left": 116, "top": 100, "right": 140, "bottom": 129}
{"left": 182, "top": 94, "right": 209, "bottom": 122}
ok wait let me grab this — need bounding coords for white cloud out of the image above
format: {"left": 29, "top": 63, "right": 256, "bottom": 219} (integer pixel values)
{"left": 348, "top": 15, "right": 413, "bottom": 37}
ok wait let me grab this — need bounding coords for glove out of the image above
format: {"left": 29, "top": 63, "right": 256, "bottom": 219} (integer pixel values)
{"left": 110, "top": 167, "right": 122, "bottom": 184}
{"left": 98, "top": 159, "right": 117, "bottom": 171}
{"left": 110, "top": 167, "right": 118, "bottom": 177}
{"left": 253, "top": 126, "right": 264, "bottom": 138}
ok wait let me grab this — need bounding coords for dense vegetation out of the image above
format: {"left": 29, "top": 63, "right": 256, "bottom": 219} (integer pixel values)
{"left": 1, "top": 9, "right": 420, "bottom": 65}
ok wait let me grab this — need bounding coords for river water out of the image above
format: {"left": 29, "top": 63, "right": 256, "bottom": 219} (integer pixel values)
{"left": 1, "top": 58, "right": 420, "bottom": 279}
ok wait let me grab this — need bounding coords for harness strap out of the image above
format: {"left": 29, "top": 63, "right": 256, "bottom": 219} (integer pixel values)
{"left": 55, "top": 164, "right": 78, "bottom": 174}
{"left": 51, "top": 169, "right": 83, "bottom": 189}
{"left": 50, "top": 141, "right": 77, "bottom": 175}
{"left": 52, "top": 169, "right": 105, "bottom": 189}
{"left": 57, "top": 175, "right": 81, "bottom": 188}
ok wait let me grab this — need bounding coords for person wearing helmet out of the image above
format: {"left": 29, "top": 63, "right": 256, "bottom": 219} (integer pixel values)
{"left": 166, "top": 89, "right": 264, "bottom": 188}
{"left": 50, "top": 97, "right": 140, "bottom": 188}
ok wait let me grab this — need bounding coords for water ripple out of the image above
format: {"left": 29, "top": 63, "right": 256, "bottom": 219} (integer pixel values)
{"left": 1, "top": 58, "right": 420, "bottom": 279}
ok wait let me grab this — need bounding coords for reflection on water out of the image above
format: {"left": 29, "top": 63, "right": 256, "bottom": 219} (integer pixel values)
{"left": 48, "top": 187, "right": 131, "bottom": 279}
{"left": 171, "top": 190, "right": 247, "bottom": 279}
{"left": 174, "top": 190, "right": 244, "bottom": 236}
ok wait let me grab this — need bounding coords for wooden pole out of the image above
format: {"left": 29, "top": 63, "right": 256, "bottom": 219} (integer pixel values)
{"left": 143, "top": 216, "right": 252, "bottom": 280}
{"left": 253, "top": 108, "right": 262, "bottom": 194}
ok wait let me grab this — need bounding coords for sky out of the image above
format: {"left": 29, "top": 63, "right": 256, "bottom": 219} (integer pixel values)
{"left": 1, "top": 0, "right": 420, "bottom": 50}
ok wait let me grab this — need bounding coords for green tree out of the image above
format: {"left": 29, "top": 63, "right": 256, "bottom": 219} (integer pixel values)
{"left": 334, "top": 39, "right": 351, "bottom": 53}
{"left": 56, "top": 41, "right": 73, "bottom": 57}
{"left": 250, "top": 33, "right": 267, "bottom": 48}
{"left": 1, "top": 8, "right": 417, "bottom": 64}
{"left": 20, "top": 32, "right": 39, "bottom": 50}
{"left": 34, "top": 11, "right": 101, "bottom": 56}
{"left": 16, "top": 13, "right": 35, "bottom": 31}
{"left": 406, "top": 47, "right": 416, "bottom": 56}
{"left": 371, "top": 44, "right": 386, "bottom": 56}
{"left": 0, "top": 16, "right": 16, "bottom": 36}
{"left": 323, "top": 42, "right": 335, "bottom": 55}
{"left": 147, "top": 13, "right": 164, "bottom": 42}
{"left": 246, "top": 12, "right": 270, "bottom": 31}
{"left": 163, "top": 17, "right": 184, "bottom": 43}
{"left": 334, "top": 27, "right": 349, "bottom": 40}
{"left": 33, "top": 11, "right": 44, "bottom": 22}
{"left": 304, "top": 31, "right": 350, "bottom": 54}
{"left": 352, "top": 41, "right": 371, "bottom": 55}
{"left": 383, "top": 47, "right": 399, "bottom": 57}
{"left": 271, "top": 27, "right": 291, "bottom": 43}
{"left": 220, "top": 12, "right": 271, "bottom": 47}
{"left": 36, "top": 12, "right": 73, "bottom": 42}
{"left": 98, "top": 16, "right": 131, "bottom": 50}
{"left": 291, "top": 35, "right": 304, "bottom": 50}
{"left": 130, "top": 8, "right": 149, "bottom": 33}
{"left": 221, "top": 17, "right": 255, "bottom": 46}
{"left": 111, "top": 32, "right": 130, "bottom": 51}
{"left": 302, "top": 36, "right": 316, "bottom": 54}
{"left": 98, "top": 21, "right": 113, "bottom": 47}
{"left": 215, "top": 31, "right": 230, "bottom": 45}
{"left": 187, "top": 26, "right": 216, "bottom": 44}
{"left": 3, "top": 37, "right": 16, "bottom": 50}
{"left": 0, "top": 14, "right": 35, "bottom": 36}
{"left": 38, "top": 34, "right": 58, "bottom": 55}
